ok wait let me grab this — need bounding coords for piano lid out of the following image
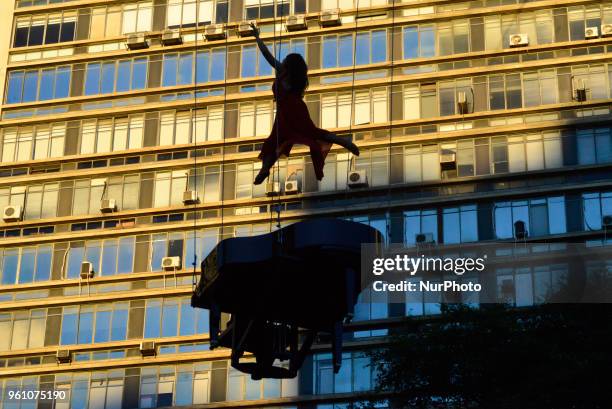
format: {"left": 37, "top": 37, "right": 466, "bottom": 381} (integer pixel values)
{"left": 192, "top": 218, "right": 383, "bottom": 329}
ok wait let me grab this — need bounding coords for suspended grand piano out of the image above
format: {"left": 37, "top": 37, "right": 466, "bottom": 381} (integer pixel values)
{"left": 192, "top": 218, "right": 383, "bottom": 379}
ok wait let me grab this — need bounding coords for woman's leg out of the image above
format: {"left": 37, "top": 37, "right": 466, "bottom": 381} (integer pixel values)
{"left": 254, "top": 152, "right": 278, "bottom": 185}
{"left": 319, "top": 132, "right": 360, "bottom": 156}
{"left": 309, "top": 145, "right": 325, "bottom": 181}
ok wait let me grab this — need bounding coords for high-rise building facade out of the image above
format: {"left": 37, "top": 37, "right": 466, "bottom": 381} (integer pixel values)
{"left": 0, "top": 0, "right": 611, "bottom": 408}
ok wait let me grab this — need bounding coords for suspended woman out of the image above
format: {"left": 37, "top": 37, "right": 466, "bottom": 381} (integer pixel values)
{"left": 251, "top": 24, "right": 360, "bottom": 185}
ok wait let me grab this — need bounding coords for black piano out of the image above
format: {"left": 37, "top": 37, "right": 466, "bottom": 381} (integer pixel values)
{"left": 191, "top": 218, "right": 383, "bottom": 379}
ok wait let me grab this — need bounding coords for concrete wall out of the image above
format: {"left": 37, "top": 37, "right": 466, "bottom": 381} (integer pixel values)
{"left": 0, "top": 1, "right": 15, "bottom": 115}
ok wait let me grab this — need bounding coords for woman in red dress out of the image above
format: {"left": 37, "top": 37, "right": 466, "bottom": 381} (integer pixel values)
{"left": 251, "top": 24, "right": 359, "bottom": 185}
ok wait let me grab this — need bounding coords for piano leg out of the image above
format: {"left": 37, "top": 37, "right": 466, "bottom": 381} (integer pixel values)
{"left": 344, "top": 267, "right": 356, "bottom": 323}
{"left": 289, "top": 329, "right": 315, "bottom": 375}
{"left": 331, "top": 321, "right": 343, "bottom": 373}
{"left": 209, "top": 303, "right": 221, "bottom": 349}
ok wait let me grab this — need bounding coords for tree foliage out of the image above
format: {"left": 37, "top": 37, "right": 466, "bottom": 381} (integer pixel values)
{"left": 364, "top": 304, "right": 612, "bottom": 409}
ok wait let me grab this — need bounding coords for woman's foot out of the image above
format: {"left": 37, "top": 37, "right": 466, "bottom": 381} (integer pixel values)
{"left": 323, "top": 133, "right": 360, "bottom": 156}
{"left": 345, "top": 141, "right": 360, "bottom": 156}
{"left": 254, "top": 169, "right": 270, "bottom": 185}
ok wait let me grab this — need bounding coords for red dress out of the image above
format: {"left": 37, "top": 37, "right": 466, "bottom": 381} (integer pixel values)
{"left": 259, "top": 80, "right": 332, "bottom": 180}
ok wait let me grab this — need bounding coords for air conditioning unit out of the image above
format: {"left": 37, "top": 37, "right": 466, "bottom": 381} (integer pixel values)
{"left": 204, "top": 24, "right": 226, "bottom": 40}
{"left": 2, "top": 205, "right": 23, "bottom": 222}
{"left": 457, "top": 91, "right": 469, "bottom": 115}
{"left": 140, "top": 341, "right": 156, "bottom": 357}
{"left": 319, "top": 9, "right": 341, "bottom": 27}
{"left": 601, "top": 24, "right": 612, "bottom": 37}
{"left": 80, "top": 262, "right": 94, "bottom": 279}
{"left": 347, "top": 170, "right": 368, "bottom": 188}
{"left": 585, "top": 26, "right": 599, "bottom": 39}
{"left": 238, "top": 21, "right": 255, "bottom": 37}
{"left": 440, "top": 152, "right": 457, "bottom": 171}
{"left": 286, "top": 14, "right": 307, "bottom": 31}
{"left": 161, "top": 29, "right": 182, "bottom": 46}
{"left": 126, "top": 33, "right": 149, "bottom": 50}
{"left": 100, "top": 199, "right": 117, "bottom": 213}
{"left": 574, "top": 78, "right": 587, "bottom": 102}
{"left": 161, "top": 256, "right": 181, "bottom": 271}
{"left": 284, "top": 180, "right": 300, "bottom": 194}
{"left": 56, "top": 349, "right": 71, "bottom": 364}
{"left": 509, "top": 33, "right": 529, "bottom": 48}
{"left": 266, "top": 182, "right": 281, "bottom": 196}
{"left": 415, "top": 232, "right": 435, "bottom": 244}
{"left": 514, "top": 220, "right": 528, "bottom": 240}
{"left": 182, "top": 190, "right": 199, "bottom": 205}
{"left": 603, "top": 215, "right": 612, "bottom": 229}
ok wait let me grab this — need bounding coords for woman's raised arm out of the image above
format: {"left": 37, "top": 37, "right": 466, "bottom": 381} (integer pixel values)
{"left": 251, "top": 23, "right": 281, "bottom": 70}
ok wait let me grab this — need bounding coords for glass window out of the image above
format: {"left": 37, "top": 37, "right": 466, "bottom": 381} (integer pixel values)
{"left": 404, "top": 209, "right": 438, "bottom": 245}
{"left": 117, "top": 237, "right": 135, "bottom": 274}
{"left": 1, "top": 249, "right": 19, "bottom": 285}
{"left": 453, "top": 21, "right": 469, "bottom": 54}
{"left": 78, "top": 307, "right": 94, "bottom": 344}
{"left": 67, "top": 244, "right": 85, "bottom": 279}
{"left": 322, "top": 36, "right": 338, "bottom": 68}
{"left": 577, "top": 129, "right": 596, "bottom": 165}
{"left": 22, "top": 71, "right": 39, "bottom": 102}
{"left": 210, "top": 49, "right": 226, "bottom": 81}
{"left": 111, "top": 303, "right": 129, "bottom": 341}
{"left": 161, "top": 300, "right": 179, "bottom": 337}
{"left": 371, "top": 30, "right": 387, "bottom": 63}
{"left": 177, "top": 53, "right": 193, "bottom": 85}
{"left": 85, "top": 63, "right": 102, "bottom": 95}
{"left": 14, "top": 20, "right": 29, "bottom": 47}
{"left": 28, "top": 20, "right": 44, "bottom": 46}
{"left": 39, "top": 69, "right": 55, "bottom": 101}
{"left": 505, "top": 74, "right": 522, "bottom": 109}
{"left": 196, "top": 51, "right": 210, "bottom": 83}
{"left": 443, "top": 205, "right": 478, "bottom": 244}
{"left": 144, "top": 299, "right": 162, "bottom": 338}
{"left": 132, "top": 58, "right": 148, "bottom": 89}
{"left": 338, "top": 34, "right": 353, "bottom": 67}
{"left": 163, "top": 54, "right": 178, "bottom": 87}
{"left": 438, "top": 23, "right": 453, "bottom": 56}
{"left": 355, "top": 32, "right": 371, "bottom": 65}
{"left": 216, "top": 0, "right": 229, "bottom": 23}
{"left": 60, "top": 17, "right": 76, "bottom": 42}
{"left": 35, "top": 246, "right": 53, "bottom": 282}
{"left": 101, "top": 62, "right": 116, "bottom": 94}
{"left": 420, "top": 25, "right": 435, "bottom": 57}
{"left": 55, "top": 67, "right": 71, "bottom": 98}
{"left": 403, "top": 26, "right": 418, "bottom": 59}
{"left": 7, "top": 71, "right": 25, "bottom": 104}
{"left": 95, "top": 306, "right": 112, "bottom": 343}
{"left": 19, "top": 248, "right": 36, "bottom": 283}
{"left": 568, "top": 7, "right": 585, "bottom": 41}
{"left": 439, "top": 82, "right": 456, "bottom": 116}
{"left": 116, "top": 60, "right": 132, "bottom": 92}
{"left": 151, "top": 234, "right": 167, "bottom": 272}
{"left": 522, "top": 72, "right": 540, "bottom": 107}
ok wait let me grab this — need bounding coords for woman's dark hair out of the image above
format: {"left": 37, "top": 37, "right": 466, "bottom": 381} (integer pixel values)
{"left": 281, "top": 53, "right": 309, "bottom": 95}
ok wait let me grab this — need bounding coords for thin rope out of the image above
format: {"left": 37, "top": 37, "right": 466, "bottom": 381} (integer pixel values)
{"left": 218, "top": 21, "right": 230, "bottom": 250}
{"left": 268, "top": 1, "right": 284, "bottom": 234}
{"left": 386, "top": 0, "right": 396, "bottom": 244}
{"left": 343, "top": 0, "right": 361, "bottom": 221}
{"left": 191, "top": 15, "right": 200, "bottom": 290}
{"left": 275, "top": 3, "right": 285, "bottom": 232}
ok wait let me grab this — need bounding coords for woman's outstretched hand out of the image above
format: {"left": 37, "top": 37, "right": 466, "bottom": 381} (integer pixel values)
{"left": 250, "top": 22, "right": 260, "bottom": 38}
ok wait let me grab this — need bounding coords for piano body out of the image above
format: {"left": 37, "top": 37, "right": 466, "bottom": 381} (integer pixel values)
{"left": 191, "top": 218, "right": 383, "bottom": 379}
